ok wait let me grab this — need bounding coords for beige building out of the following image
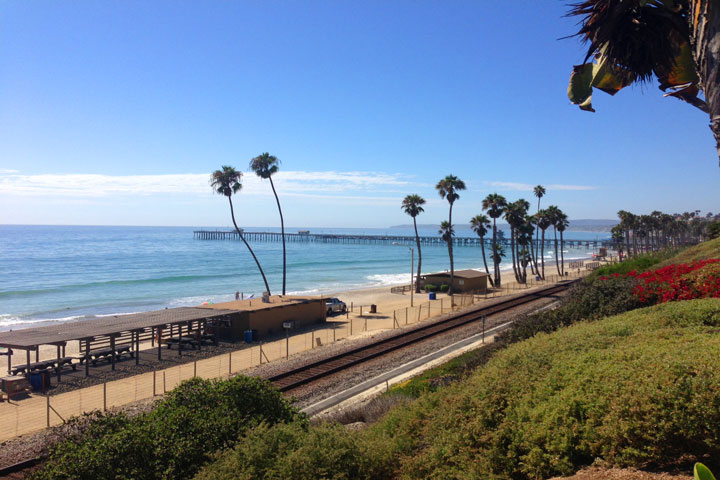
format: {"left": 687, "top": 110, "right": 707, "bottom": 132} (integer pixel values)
{"left": 198, "top": 295, "right": 328, "bottom": 340}
{"left": 419, "top": 269, "right": 489, "bottom": 293}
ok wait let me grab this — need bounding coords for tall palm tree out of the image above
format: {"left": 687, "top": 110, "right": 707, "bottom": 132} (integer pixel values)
{"left": 532, "top": 185, "right": 546, "bottom": 274}
{"left": 438, "top": 221, "right": 455, "bottom": 292}
{"left": 482, "top": 193, "right": 507, "bottom": 287}
{"left": 470, "top": 214, "right": 495, "bottom": 287}
{"left": 402, "top": 194, "right": 426, "bottom": 293}
{"left": 556, "top": 212, "right": 570, "bottom": 276}
{"left": 249, "top": 153, "right": 286, "bottom": 295}
{"left": 545, "top": 205, "right": 562, "bottom": 277}
{"left": 436, "top": 175, "right": 466, "bottom": 295}
{"left": 503, "top": 201, "right": 521, "bottom": 283}
{"left": 537, "top": 209, "right": 552, "bottom": 279}
{"left": 210, "top": 166, "right": 271, "bottom": 294}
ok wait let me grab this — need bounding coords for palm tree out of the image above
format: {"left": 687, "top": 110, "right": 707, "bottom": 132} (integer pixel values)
{"left": 402, "top": 194, "right": 426, "bottom": 293}
{"left": 436, "top": 175, "right": 466, "bottom": 295}
{"left": 470, "top": 214, "right": 495, "bottom": 287}
{"left": 537, "top": 209, "right": 552, "bottom": 279}
{"left": 504, "top": 199, "right": 530, "bottom": 284}
{"left": 482, "top": 193, "right": 507, "bottom": 287}
{"left": 438, "top": 221, "right": 455, "bottom": 292}
{"left": 249, "top": 153, "right": 286, "bottom": 295}
{"left": 210, "top": 166, "right": 271, "bottom": 294}
{"left": 567, "top": 0, "right": 720, "bottom": 165}
{"left": 545, "top": 205, "right": 562, "bottom": 277}
{"left": 556, "top": 212, "right": 570, "bottom": 276}
{"left": 532, "top": 185, "right": 546, "bottom": 274}
{"left": 503, "top": 201, "right": 521, "bottom": 283}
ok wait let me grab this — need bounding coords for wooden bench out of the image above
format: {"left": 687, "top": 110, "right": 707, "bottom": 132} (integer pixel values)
{"left": 166, "top": 336, "right": 200, "bottom": 350}
{"left": 11, "top": 359, "right": 56, "bottom": 376}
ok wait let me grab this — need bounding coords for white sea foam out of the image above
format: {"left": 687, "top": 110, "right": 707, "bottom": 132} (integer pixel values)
{"left": 365, "top": 273, "right": 412, "bottom": 286}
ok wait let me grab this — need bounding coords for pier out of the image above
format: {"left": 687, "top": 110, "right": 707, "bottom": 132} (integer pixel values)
{"left": 193, "top": 230, "right": 614, "bottom": 248}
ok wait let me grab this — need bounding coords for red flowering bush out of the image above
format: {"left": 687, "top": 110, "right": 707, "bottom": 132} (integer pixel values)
{"left": 600, "top": 259, "right": 720, "bottom": 305}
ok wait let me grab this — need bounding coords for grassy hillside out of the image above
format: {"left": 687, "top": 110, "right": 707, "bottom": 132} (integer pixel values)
{"left": 197, "top": 299, "right": 720, "bottom": 480}
{"left": 655, "top": 237, "right": 720, "bottom": 267}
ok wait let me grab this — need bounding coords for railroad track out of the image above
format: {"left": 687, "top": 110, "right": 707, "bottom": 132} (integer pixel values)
{"left": 269, "top": 280, "right": 576, "bottom": 392}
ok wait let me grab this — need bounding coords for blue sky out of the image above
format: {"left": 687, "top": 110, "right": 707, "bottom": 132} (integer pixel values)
{"left": 0, "top": 1, "right": 718, "bottom": 228}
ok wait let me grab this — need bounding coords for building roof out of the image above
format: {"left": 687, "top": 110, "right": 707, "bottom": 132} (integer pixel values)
{"left": 0, "top": 307, "right": 238, "bottom": 349}
{"left": 197, "top": 295, "right": 327, "bottom": 312}
{"left": 423, "top": 269, "right": 489, "bottom": 279}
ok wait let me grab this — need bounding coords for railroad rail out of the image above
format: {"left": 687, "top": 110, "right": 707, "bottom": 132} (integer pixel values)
{"left": 268, "top": 281, "right": 575, "bottom": 392}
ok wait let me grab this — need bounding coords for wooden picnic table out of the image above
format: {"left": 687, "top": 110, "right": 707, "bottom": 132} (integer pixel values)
{"left": 10, "top": 356, "right": 77, "bottom": 376}
{"left": 166, "top": 336, "right": 200, "bottom": 350}
{"left": 79, "top": 345, "right": 134, "bottom": 366}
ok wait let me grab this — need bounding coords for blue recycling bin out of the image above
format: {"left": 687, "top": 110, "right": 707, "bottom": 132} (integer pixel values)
{"left": 429, "top": 292, "right": 436, "bottom": 300}
{"left": 29, "top": 371, "right": 49, "bottom": 391}
{"left": 244, "top": 330, "right": 254, "bottom": 343}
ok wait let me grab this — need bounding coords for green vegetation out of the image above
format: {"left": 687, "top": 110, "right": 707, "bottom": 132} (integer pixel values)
{"left": 655, "top": 236, "right": 720, "bottom": 268}
{"left": 197, "top": 300, "right": 720, "bottom": 479}
{"left": 590, "top": 250, "right": 680, "bottom": 279}
{"left": 422, "top": 283, "right": 437, "bottom": 292}
{"left": 33, "top": 376, "right": 301, "bottom": 480}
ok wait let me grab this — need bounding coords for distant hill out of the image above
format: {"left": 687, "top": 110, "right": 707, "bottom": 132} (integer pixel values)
{"left": 390, "top": 219, "right": 618, "bottom": 233}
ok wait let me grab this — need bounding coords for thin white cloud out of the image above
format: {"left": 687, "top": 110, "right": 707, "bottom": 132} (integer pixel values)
{"left": 0, "top": 169, "right": 18, "bottom": 174}
{"left": 0, "top": 170, "right": 418, "bottom": 199}
{"left": 485, "top": 181, "right": 597, "bottom": 192}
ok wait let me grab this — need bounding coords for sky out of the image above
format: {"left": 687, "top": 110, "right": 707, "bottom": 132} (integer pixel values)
{"left": 0, "top": 1, "right": 718, "bottom": 228}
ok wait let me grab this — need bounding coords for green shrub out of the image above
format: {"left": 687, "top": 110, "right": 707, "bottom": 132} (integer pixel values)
{"left": 33, "top": 376, "right": 302, "bottom": 480}
{"left": 369, "top": 299, "right": 720, "bottom": 479}
{"left": 709, "top": 222, "right": 720, "bottom": 240}
{"left": 497, "top": 276, "right": 641, "bottom": 344}
{"left": 423, "top": 283, "right": 438, "bottom": 292}
{"left": 439, "top": 284, "right": 449, "bottom": 292}
{"left": 195, "top": 422, "right": 394, "bottom": 480}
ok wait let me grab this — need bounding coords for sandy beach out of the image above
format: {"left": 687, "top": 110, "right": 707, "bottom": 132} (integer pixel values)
{"left": 0, "top": 258, "right": 595, "bottom": 374}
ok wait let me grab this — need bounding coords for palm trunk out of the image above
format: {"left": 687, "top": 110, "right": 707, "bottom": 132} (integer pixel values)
{"left": 690, "top": 0, "right": 720, "bottom": 165}
{"left": 413, "top": 217, "right": 422, "bottom": 294}
{"left": 510, "top": 227, "right": 519, "bottom": 283}
{"left": 541, "top": 228, "right": 546, "bottom": 279}
{"left": 448, "top": 204, "right": 454, "bottom": 296}
{"left": 529, "top": 233, "right": 537, "bottom": 276}
{"left": 492, "top": 218, "right": 501, "bottom": 287}
{"left": 228, "top": 196, "right": 271, "bottom": 295}
{"left": 560, "top": 230, "right": 565, "bottom": 276}
{"left": 480, "top": 236, "right": 494, "bottom": 287}
{"left": 554, "top": 227, "right": 561, "bottom": 276}
{"left": 268, "top": 177, "right": 286, "bottom": 295}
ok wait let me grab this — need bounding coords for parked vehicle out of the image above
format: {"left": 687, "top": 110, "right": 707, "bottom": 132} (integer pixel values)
{"left": 325, "top": 297, "right": 347, "bottom": 315}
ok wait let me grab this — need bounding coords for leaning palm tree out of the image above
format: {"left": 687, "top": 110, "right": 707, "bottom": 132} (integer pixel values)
{"left": 401, "top": 194, "right": 426, "bottom": 293}
{"left": 436, "top": 175, "right": 466, "bottom": 295}
{"left": 470, "top": 214, "right": 494, "bottom": 287}
{"left": 210, "top": 166, "right": 271, "bottom": 294}
{"left": 249, "top": 153, "right": 286, "bottom": 295}
{"left": 532, "top": 185, "right": 546, "bottom": 273}
{"left": 438, "top": 221, "right": 455, "bottom": 292}
{"left": 482, "top": 193, "right": 507, "bottom": 287}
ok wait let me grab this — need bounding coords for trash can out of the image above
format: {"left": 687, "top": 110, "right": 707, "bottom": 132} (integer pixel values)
{"left": 29, "top": 371, "right": 49, "bottom": 392}
{"left": 244, "top": 330, "right": 254, "bottom": 343}
{"left": 370, "top": 304, "right": 377, "bottom": 313}
{"left": 429, "top": 292, "right": 436, "bottom": 300}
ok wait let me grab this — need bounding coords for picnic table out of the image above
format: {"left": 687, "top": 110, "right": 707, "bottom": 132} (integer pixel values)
{"left": 165, "top": 336, "right": 200, "bottom": 350}
{"left": 10, "top": 357, "right": 77, "bottom": 376}
{"left": 79, "top": 345, "right": 134, "bottom": 366}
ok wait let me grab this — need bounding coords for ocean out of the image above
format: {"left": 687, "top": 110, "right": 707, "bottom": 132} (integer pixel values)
{"left": 0, "top": 225, "right": 608, "bottom": 331}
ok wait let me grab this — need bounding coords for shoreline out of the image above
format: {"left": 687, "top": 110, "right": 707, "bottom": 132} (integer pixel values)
{"left": 0, "top": 252, "right": 597, "bottom": 333}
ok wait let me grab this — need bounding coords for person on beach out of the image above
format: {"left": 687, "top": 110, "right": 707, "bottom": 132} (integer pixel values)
{"left": 235, "top": 291, "right": 240, "bottom": 301}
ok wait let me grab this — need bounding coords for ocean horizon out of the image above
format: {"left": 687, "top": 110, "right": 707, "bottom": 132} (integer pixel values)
{"left": 0, "top": 225, "right": 608, "bottom": 332}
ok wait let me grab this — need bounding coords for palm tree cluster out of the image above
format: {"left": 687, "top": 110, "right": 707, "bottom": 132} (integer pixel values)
{"left": 402, "top": 181, "right": 572, "bottom": 294}
{"left": 211, "top": 153, "right": 287, "bottom": 296}
{"left": 614, "top": 210, "right": 720, "bottom": 259}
